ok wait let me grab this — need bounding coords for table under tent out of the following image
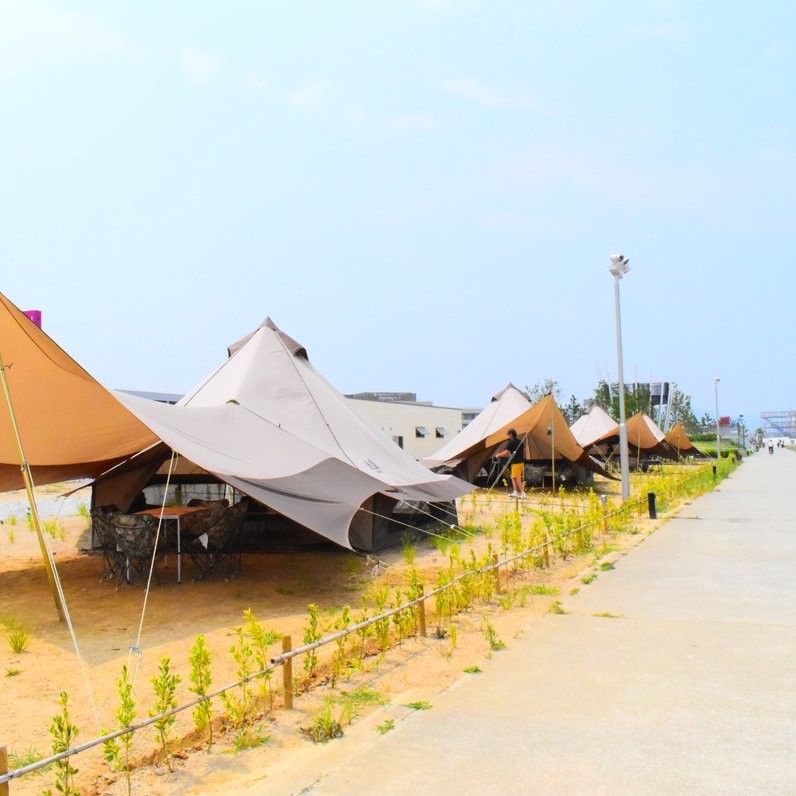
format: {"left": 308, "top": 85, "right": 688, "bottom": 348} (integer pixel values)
{"left": 423, "top": 386, "right": 610, "bottom": 488}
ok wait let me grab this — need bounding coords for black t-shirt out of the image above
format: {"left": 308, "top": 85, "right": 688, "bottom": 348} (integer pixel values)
{"left": 506, "top": 436, "right": 524, "bottom": 464}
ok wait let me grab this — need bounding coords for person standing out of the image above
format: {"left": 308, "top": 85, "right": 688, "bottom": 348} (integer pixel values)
{"left": 497, "top": 428, "right": 526, "bottom": 498}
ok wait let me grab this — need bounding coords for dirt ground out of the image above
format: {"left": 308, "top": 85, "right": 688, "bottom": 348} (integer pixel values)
{"left": 0, "top": 478, "right": 669, "bottom": 795}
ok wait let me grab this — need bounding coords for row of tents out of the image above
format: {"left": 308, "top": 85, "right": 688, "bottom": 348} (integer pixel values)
{"left": 0, "top": 291, "right": 702, "bottom": 554}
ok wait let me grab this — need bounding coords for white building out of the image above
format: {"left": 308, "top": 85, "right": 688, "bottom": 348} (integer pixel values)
{"left": 346, "top": 398, "right": 463, "bottom": 459}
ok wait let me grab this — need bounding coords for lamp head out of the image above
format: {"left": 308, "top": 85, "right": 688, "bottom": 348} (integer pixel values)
{"left": 714, "top": 377, "right": 720, "bottom": 384}
{"left": 608, "top": 253, "right": 630, "bottom": 278}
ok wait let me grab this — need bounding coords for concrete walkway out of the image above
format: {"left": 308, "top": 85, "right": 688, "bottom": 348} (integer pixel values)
{"left": 272, "top": 452, "right": 796, "bottom": 795}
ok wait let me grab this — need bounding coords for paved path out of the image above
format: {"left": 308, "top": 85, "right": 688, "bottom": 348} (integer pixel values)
{"left": 271, "top": 452, "right": 796, "bottom": 795}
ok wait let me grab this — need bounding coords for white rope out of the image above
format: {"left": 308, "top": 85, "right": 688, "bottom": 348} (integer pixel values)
{"left": 128, "top": 451, "right": 178, "bottom": 688}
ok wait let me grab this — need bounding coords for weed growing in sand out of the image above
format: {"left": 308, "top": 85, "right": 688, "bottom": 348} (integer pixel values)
{"left": 9, "top": 746, "right": 49, "bottom": 776}
{"left": 302, "top": 603, "right": 322, "bottom": 680}
{"left": 7, "top": 625, "right": 30, "bottom": 654}
{"left": 78, "top": 503, "right": 90, "bottom": 520}
{"left": 405, "top": 701, "right": 432, "bottom": 711}
{"left": 482, "top": 619, "right": 506, "bottom": 651}
{"left": 369, "top": 584, "right": 392, "bottom": 651}
{"left": 528, "top": 585, "right": 559, "bottom": 596}
{"left": 188, "top": 635, "right": 214, "bottom": 746}
{"left": 302, "top": 698, "right": 344, "bottom": 743}
{"left": 103, "top": 664, "right": 136, "bottom": 794}
{"left": 581, "top": 574, "right": 597, "bottom": 585}
{"left": 151, "top": 657, "right": 181, "bottom": 770}
{"left": 6, "top": 667, "right": 21, "bottom": 677}
{"left": 463, "top": 665, "right": 482, "bottom": 674}
{"left": 599, "top": 562, "right": 615, "bottom": 571}
{"left": 594, "top": 612, "right": 624, "bottom": 619}
{"left": 549, "top": 601, "right": 567, "bottom": 614}
{"left": 45, "top": 691, "right": 79, "bottom": 796}
{"left": 402, "top": 534, "right": 417, "bottom": 565}
{"left": 7, "top": 514, "right": 17, "bottom": 526}
{"left": 569, "top": 588, "right": 580, "bottom": 596}
{"left": 5, "top": 526, "right": 15, "bottom": 543}
{"left": 376, "top": 719, "right": 395, "bottom": 734}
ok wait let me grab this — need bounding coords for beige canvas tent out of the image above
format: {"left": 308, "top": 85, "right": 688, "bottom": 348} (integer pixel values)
{"left": 664, "top": 423, "right": 705, "bottom": 458}
{"left": 103, "top": 318, "right": 471, "bottom": 551}
{"left": 422, "top": 384, "right": 533, "bottom": 481}
{"left": 570, "top": 405, "right": 619, "bottom": 450}
{"left": 0, "top": 291, "right": 158, "bottom": 491}
{"left": 425, "top": 388, "right": 609, "bottom": 485}
{"left": 625, "top": 413, "right": 679, "bottom": 462}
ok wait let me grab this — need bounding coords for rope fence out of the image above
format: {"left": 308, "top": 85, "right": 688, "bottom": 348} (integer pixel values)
{"left": 0, "top": 460, "right": 736, "bottom": 789}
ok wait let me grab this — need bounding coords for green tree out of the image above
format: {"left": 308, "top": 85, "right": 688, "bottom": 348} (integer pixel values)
{"left": 525, "top": 379, "right": 560, "bottom": 404}
{"left": 666, "top": 384, "right": 699, "bottom": 434}
{"left": 562, "top": 394, "right": 583, "bottom": 425}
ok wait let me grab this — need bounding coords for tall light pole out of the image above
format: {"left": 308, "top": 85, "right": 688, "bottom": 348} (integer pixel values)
{"left": 609, "top": 254, "right": 631, "bottom": 502}
{"left": 713, "top": 377, "right": 721, "bottom": 460}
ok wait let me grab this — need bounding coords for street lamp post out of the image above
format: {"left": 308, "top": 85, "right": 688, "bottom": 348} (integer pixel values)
{"left": 713, "top": 378, "right": 721, "bottom": 460}
{"left": 609, "top": 254, "right": 631, "bottom": 502}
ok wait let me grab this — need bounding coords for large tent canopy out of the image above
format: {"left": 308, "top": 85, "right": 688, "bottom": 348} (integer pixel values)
{"left": 625, "top": 413, "right": 679, "bottom": 461}
{"left": 570, "top": 405, "right": 619, "bottom": 449}
{"left": 424, "top": 386, "right": 609, "bottom": 482}
{"left": 109, "top": 318, "right": 471, "bottom": 550}
{"left": 664, "top": 423, "right": 705, "bottom": 458}
{"left": 422, "top": 384, "right": 532, "bottom": 480}
{"left": 0, "top": 291, "right": 158, "bottom": 491}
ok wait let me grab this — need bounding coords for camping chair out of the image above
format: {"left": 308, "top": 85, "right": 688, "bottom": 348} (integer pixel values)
{"left": 185, "top": 499, "right": 249, "bottom": 581}
{"left": 112, "top": 513, "right": 160, "bottom": 585}
{"left": 91, "top": 508, "right": 124, "bottom": 582}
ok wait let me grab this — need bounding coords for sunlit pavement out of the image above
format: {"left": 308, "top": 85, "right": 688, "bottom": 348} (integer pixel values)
{"left": 269, "top": 451, "right": 796, "bottom": 795}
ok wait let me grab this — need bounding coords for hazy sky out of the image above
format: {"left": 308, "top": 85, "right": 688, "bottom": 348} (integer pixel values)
{"left": 1, "top": 1, "right": 793, "bottom": 428}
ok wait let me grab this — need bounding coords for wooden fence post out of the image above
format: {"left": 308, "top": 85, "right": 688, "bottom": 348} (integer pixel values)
{"left": 417, "top": 587, "right": 426, "bottom": 638}
{"left": 0, "top": 744, "right": 8, "bottom": 796}
{"left": 281, "top": 635, "right": 293, "bottom": 710}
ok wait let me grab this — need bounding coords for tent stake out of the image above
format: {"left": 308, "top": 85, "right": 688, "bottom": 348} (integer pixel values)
{"left": 0, "top": 351, "right": 65, "bottom": 623}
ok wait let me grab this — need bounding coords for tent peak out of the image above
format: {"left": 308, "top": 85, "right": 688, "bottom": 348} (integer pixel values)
{"left": 227, "top": 317, "right": 309, "bottom": 360}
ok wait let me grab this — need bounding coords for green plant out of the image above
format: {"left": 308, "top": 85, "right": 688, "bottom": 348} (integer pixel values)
{"left": 244, "top": 609, "right": 281, "bottom": 710}
{"left": 336, "top": 686, "right": 386, "bottom": 722}
{"left": 528, "top": 585, "right": 559, "bottom": 596}
{"left": 594, "top": 612, "right": 624, "bottom": 618}
{"left": 549, "top": 601, "right": 567, "bottom": 614}
{"left": 150, "top": 657, "right": 181, "bottom": 769}
{"left": 404, "top": 701, "right": 432, "bottom": 711}
{"left": 188, "top": 634, "right": 214, "bottom": 746}
{"left": 302, "top": 698, "right": 344, "bottom": 743}
{"left": 569, "top": 588, "right": 580, "bottom": 596}
{"left": 303, "top": 603, "right": 321, "bottom": 679}
{"left": 463, "top": 665, "right": 482, "bottom": 674}
{"left": 482, "top": 619, "right": 506, "bottom": 651}
{"left": 599, "top": 561, "right": 615, "bottom": 571}
{"left": 222, "top": 625, "right": 254, "bottom": 730}
{"left": 9, "top": 746, "right": 49, "bottom": 776}
{"left": 6, "top": 667, "right": 21, "bottom": 677}
{"left": 78, "top": 503, "right": 90, "bottom": 520}
{"left": 45, "top": 691, "right": 79, "bottom": 796}
{"left": 376, "top": 718, "right": 395, "bottom": 734}
{"left": 6, "top": 622, "right": 31, "bottom": 654}
{"left": 332, "top": 605, "right": 352, "bottom": 685}
{"left": 103, "top": 664, "right": 136, "bottom": 794}
{"left": 581, "top": 574, "right": 597, "bottom": 585}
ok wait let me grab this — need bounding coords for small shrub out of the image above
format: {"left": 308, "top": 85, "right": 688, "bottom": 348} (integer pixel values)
{"left": 151, "top": 657, "right": 181, "bottom": 769}
{"left": 404, "top": 701, "right": 432, "bottom": 711}
{"left": 302, "top": 699, "right": 344, "bottom": 743}
{"left": 463, "top": 665, "right": 482, "bottom": 674}
{"left": 581, "top": 574, "right": 597, "bottom": 585}
{"left": 549, "top": 601, "right": 567, "bottom": 614}
{"left": 599, "top": 561, "right": 615, "bottom": 571}
{"left": 46, "top": 691, "right": 79, "bottom": 796}
{"left": 188, "top": 635, "right": 214, "bottom": 746}
{"left": 376, "top": 719, "right": 395, "bottom": 734}
{"left": 482, "top": 619, "right": 506, "bottom": 651}
{"left": 5, "top": 667, "right": 21, "bottom": 677}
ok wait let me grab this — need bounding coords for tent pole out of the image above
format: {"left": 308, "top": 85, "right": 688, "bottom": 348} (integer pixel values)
{"left": 0, "top": 350, "right": 65, "bottom": 623}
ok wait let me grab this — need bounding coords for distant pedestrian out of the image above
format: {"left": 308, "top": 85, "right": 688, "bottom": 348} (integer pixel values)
{"left": 768, "top": 440, "right": 774, "bottom": 455}
{"left": 496, "top": 428, "right": 526, "bottom": 498}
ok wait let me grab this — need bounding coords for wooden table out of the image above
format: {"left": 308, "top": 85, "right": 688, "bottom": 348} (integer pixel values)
{"left": 136, "top": 506, "right": 210, "bottom": 583}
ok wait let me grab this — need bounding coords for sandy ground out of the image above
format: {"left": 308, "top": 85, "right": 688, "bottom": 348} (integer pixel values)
{"left": 0, "top": 477, "right": 675, "bottom": 795}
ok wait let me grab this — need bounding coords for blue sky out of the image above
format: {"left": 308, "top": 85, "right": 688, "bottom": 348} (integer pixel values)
{"left": 1, "top": 1, "right": 793, "bottom": 428}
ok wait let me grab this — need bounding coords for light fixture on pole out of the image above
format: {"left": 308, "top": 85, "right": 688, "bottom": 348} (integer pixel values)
{"left": 713, "top": 377, "right": 721, "bottom": 460}
{"left": 609, "top": 254, "right": 631, "bottom": 502}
